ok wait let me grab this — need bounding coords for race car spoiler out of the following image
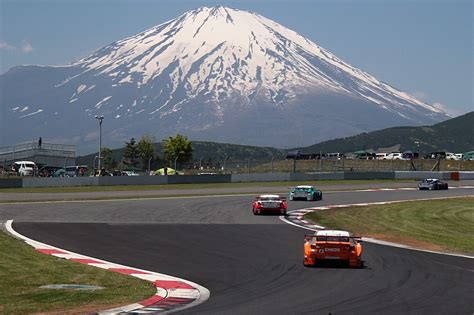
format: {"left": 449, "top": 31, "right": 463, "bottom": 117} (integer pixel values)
{"left": 254, "top": 196, "right": 287, "bottom": 200}
{"left": 304, "top": 234, "right": 363, "bottom": 242}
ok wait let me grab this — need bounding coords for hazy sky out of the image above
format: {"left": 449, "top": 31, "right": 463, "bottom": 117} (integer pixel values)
{"left": 1, "top": 0, "right": 472, "bottom": 115}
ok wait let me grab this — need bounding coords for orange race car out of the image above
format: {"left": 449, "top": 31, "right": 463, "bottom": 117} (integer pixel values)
{"left": 303, "top": 230, "right": 363, "bottom": 268}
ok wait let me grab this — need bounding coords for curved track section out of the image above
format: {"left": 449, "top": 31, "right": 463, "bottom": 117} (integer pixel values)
{"left": 13, "top": 222, "right": 473, "bottom": 314}
{"left": 2, "top": 187, "right": 473, "bottom": 314}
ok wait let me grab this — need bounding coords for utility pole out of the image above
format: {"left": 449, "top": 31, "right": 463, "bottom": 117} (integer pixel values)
{"left": 95, "top": 115, "right": 104, "bottom": 171}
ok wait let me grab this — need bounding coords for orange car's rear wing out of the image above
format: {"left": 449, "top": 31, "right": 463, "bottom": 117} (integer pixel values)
{"left": 304, "top": 234, "right": 362, "bottom": 243}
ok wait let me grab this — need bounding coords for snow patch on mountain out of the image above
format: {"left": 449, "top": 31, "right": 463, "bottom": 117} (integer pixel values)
{"left": 69, "top": 6, "right": 444, "bottom": 120}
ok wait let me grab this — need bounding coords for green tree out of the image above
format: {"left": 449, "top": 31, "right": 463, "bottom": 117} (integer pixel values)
{"left": 100, "top": 147, "right": 113, "bottom": 169}
{"left": 137, "top": 135, "right": 156, "bottom": 171}
{"left": 123, "top": 138, "right": 139, "bottom": 167}
{"left": 162, "top": 134, "right": 193, "bottom": 169}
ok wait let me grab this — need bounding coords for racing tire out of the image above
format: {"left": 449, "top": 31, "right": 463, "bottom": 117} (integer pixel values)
{"left": 252, "top": 208, "right": 258, "bottom": 215}
{"left": 289, "top": 195, "right": 293, "bottom": 201}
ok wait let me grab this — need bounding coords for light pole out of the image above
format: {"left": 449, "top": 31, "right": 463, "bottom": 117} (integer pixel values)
{"left": 93, "top": 156, "right": 99, "bottom": 176}
{"left": 148, "top": 157, "right": 153, "bottom": 175}
{"left": 223, "top": 156, "right": 230, "bottom": 173}
{"left": 95, "top": 115, "right": 104, "bottom": 171}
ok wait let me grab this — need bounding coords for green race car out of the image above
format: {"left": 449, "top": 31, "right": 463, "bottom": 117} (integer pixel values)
{"left": 289, "top": 185, "right": 323, "bottom": 201}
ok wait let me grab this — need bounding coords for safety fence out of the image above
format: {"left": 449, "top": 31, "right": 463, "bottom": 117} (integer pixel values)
{"left": 178, "top": 158, "right": 474, "bottom": 174}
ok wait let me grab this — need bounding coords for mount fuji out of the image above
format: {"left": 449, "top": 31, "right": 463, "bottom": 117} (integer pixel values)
{"left": 0, "top": 6, "right": 449, "bottom": 153}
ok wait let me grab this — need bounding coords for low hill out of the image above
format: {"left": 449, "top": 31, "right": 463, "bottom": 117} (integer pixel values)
{"left": 76, "top": 141, "right": 285, "bottom": 168}
{"left": 76, "top": 112, "right": 472, "bottom": 168}
{"left": 293, "top": 112, "right": 473, "bottom": 154}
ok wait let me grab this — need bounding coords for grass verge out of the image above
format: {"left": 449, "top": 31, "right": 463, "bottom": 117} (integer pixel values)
{"left": 0, "top": 231, "right": 155, "bottom": 314}
{"left": 305, "top": 197, "right": 474, "bottom": 253}
{"left": 0, "top": 179, "right": 415, "bottom": 194}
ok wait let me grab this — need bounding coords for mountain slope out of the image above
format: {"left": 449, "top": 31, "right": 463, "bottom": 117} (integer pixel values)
{"left": 76, "top": 113, "right": 472, "bottom": 168}
{"left": 0, "top": 6, "right": 449, "bottom": 152}
{"left": 294, "top": 111, "right": 474, "bottom": 153}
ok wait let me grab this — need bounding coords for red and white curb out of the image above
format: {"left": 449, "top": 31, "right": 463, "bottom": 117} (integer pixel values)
{"left": 4, "top": 220, "right": 210, "bottom": 314}
{"left": 280, "top": 195, "right": 474, "bottom": 259}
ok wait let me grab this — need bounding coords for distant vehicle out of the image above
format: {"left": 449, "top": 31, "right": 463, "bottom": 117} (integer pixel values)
{"left": 64, "top": 165, "right": 88, "bottom": 177}
{"left": 402, "top": 151, "right": 419, "bottom": 159}
{"left": 112, "top": 170, "right": 128, "bottom": 176}
{"left": 326, "top": 153, "right": 344, "bottom": 160}
{"left": 90, "top": 169, "right": 112, "bottom": 176}
{"left": 375, "top": 153, "right": 388, "bottom": 160}
{"left": 426, "top": 152, "right": 447, "bottom": 159}
{"left": 386, "top": 152, "right": 405, "bottom": 160}
{"left": 446, "top": 152, "right": 460, "bottom": 160}
{"left": 52, "top": 168, "right": 66, "bottom": 177}
{"left": 12, "top": 161, "right": 36, "bottom": 176}
{"left": 354, "top": 151, "right": 376, "bottom": 160}
{"left": 252, "top": 194, "right": 287, "bottom": 215}
{"left": 303, "top": 230, "right": 363, "bottom": 268}
{"left": 286, "top": 150, "right": 302, "bottom": 160}
{"left": 418, "top": 179, "right": 448, "bottom": 190}
{"left": 123, "top": 170, "right": 139, "bottom": 176}
{"left": 289, "top": 185, "right": 322, "bottom": 201}
{"left": 286, "top": 150, "right": 322, "bottom": 160}
{"left": 38, "top": 165, "right": 62, "bottom": 177}
{"left": 455, "top": 153, "right": 464, "bottom": 160}
{"left": 463, "top": 151, "right": 474, "bottom": 161}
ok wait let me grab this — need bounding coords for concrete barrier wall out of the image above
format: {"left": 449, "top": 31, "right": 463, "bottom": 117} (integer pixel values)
{"left": 231, "top": 172, "right": 345, "bottom": 183}
{"left": 290, "top": 172, "right": 345, "bottom": 181}
{"left": 459, "top": 171, "right": 474, "bottom": 180}
{"left": 2, "top": 171, "right": 473, "bottom": 188}
{"left": 232, "top": 173, "right": 291, "bottom": 182}
{"left": 167, "top": 174, "right": 231, "bottom": 184}
{"left": 0, "top": 178, "right": 22, "bottom": 188}
{"left": 344, "top": 172, "right": 395, "bottom": 180}
{"left": 23, "top": 177, "right": 99, "bottom": 187}
{"left": 394, "top": 171, "right": 451, "bottom": 180}
{"left": 98, "top": 176, "right": 167, "bottom": 186}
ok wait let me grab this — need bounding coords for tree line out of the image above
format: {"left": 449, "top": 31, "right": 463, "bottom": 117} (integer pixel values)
{"left": 99, "top": 134, "right": 193, "bottom": 172}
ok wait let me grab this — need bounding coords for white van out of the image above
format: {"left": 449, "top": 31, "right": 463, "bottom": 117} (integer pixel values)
{"left": 446, "top": 152, "right": 460, "bottom": 160}
{"left": 12, "top": 161, "right": 36, "bottom": 176}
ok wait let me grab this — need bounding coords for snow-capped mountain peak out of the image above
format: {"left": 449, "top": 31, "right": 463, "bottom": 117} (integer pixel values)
{"left": 78, "top": 6, "right": 442, "bottom": 114}
{"left": 1, "top": 6, "right": 449, "bottom": 151}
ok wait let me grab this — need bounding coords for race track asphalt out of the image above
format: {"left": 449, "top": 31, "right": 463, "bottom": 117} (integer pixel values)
{"left": 3, "top": 186, "right": 474, "bottom": 314}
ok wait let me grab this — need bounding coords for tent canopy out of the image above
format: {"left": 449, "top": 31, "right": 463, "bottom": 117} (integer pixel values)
{"left": 152, "top": 167, "right": 176, "bottom": 175}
